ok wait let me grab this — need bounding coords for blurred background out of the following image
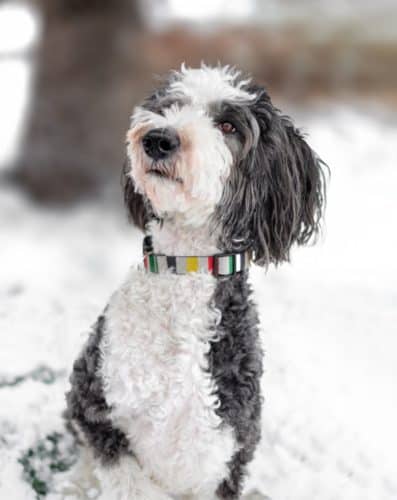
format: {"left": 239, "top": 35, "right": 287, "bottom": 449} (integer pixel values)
{"left": 0, "top": 1, "right": 396, "bottom": 499}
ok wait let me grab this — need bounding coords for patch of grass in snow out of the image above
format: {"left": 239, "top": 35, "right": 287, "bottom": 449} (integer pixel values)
{"left": 19, "top": 432, "right": 78, "bottom": 498}
{"left": 0, "top": 365, "right": 64, "bottom": 389}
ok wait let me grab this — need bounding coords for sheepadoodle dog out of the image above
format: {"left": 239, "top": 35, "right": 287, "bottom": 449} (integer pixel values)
{"left": 65, "top": 64, "right": 325, "bottom": 499}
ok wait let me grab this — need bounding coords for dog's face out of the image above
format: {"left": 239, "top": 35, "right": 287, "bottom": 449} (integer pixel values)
{"left": 126, "top": 65, "right": 254, "bottom": 226}
{"left": 125, "top": 65, "right": 326, "bottom": 265}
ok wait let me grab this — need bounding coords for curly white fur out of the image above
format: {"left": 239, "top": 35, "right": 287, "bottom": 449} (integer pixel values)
{"left": 100, "top": 268, "right": 236, "bottom": 497}
{"left": 171, "top": 64, "right": 255, "bottom": 105}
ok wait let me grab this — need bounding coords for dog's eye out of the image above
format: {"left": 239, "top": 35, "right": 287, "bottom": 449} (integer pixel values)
{"left": 218, "top": 122, "right": 236, "bottom": 134}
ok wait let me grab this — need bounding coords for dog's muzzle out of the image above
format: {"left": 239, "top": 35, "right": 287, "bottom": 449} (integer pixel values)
{"left": 142, "top": 128, "right": 180, "bottom": 161}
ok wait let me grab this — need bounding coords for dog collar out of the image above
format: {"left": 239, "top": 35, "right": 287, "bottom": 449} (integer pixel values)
{"left": 143, "top": 236, "right": 251, "bottom": 277}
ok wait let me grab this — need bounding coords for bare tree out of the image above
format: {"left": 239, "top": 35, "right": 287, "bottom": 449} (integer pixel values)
{"left": 12, "top": 0, "right": 146, "bottom": 202}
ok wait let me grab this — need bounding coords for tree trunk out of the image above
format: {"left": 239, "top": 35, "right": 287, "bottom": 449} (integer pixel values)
{"left": 12, "top": 0, "right": 146, "bottom": 202}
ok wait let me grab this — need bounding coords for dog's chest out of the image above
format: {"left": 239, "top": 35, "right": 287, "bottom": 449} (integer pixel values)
{"left": 100, "top": 269, "right": 235, "bottom": 494}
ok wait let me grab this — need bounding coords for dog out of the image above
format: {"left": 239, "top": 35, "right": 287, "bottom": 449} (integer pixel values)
{"left": 64, "top": 64, "right": 325, "bottom": 499}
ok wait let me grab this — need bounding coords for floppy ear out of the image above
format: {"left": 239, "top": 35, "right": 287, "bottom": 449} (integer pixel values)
{"left": 251, "top": 104, "right": 326, "bottom": 265}
{"left": 122, "top": 159, "right": 152, "bottom": 231}
{"left": 218, "top": 93, "right": 326, "bottom": 266}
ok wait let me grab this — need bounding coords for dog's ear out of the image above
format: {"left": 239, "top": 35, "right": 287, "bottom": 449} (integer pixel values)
{"left": 122, "top": 159, "right": 151, "bottom": 230}
{"left": 249, "top": 98, "right": 326, "bottom": 265}
{"left": 218, "top": 92, "right": 326, "bottom": 266}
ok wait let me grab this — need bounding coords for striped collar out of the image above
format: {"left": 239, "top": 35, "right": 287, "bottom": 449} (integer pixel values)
{"left": 143, "top": 236, "right": 251, "bottom": 277}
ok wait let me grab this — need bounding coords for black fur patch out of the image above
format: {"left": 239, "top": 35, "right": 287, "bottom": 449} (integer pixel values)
{"left": 215, "top": 87, "right": 326, "bottom": 266}
{"left": 122, "top": 159, "right": 154, "bottom": 231}
{"left": 208, "top": 272, "right": 263, "bottom": 498}
{"left": 64, "top": 315, "right": 130, "bottom": 465}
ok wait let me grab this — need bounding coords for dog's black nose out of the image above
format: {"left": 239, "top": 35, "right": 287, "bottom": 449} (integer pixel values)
{"left": 142, "top": 128, "right": 180, "bottom": 161}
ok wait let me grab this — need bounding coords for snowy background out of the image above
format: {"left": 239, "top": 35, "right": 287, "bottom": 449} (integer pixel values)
{"left": 1, "top": 2, "right": 396, "bottom": 499}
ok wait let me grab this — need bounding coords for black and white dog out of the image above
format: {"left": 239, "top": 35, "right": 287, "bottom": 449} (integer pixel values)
{"left": 65, "top": 64, "right": 325, "bottom": 499}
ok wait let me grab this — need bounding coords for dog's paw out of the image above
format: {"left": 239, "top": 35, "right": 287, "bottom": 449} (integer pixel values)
{"left": 95, "top": 455, "right": 173, "bottom": 500}
{"left": 242, "top": 490, "right": 271, "bottom": 500}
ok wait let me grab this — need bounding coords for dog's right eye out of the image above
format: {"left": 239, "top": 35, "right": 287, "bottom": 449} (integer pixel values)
{"left": 218, "top": 122, "right": 236, "bottom": 134}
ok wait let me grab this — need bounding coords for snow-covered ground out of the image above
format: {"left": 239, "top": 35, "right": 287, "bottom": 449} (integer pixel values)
{"left": 1, "top": 104, "right": 396, "bottom": 499}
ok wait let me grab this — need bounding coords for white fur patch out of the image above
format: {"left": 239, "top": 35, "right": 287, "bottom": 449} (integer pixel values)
{"left": 127, "top": 104, "right": 232, "bottom": 226}
{"left": 95, "top": 455, "right": 173, "bottom": 500}
{"left": 100, "top": 267, "right": 236, "bottom": 497}
{"left": 169, "top": 64, "right": 255, "bottom": 105}
{"left": 148, "top": 219, "right": 220, "bottom": 256}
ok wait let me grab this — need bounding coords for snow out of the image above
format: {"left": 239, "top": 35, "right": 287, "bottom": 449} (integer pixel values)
{"left": 1, "top": 105, "right": 397, "bottom": 498}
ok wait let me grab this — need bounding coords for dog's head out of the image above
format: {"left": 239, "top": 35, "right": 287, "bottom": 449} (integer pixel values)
{"left": 125, "top": 64, "right": 326, "bottom": 265}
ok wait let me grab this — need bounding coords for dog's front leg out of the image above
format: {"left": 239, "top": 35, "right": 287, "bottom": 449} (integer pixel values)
{"left": 54, "top": 450, "right": 172, "bottom": 500}
{"left": 96, "top": 454, "right": 173, "bottom": 500}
